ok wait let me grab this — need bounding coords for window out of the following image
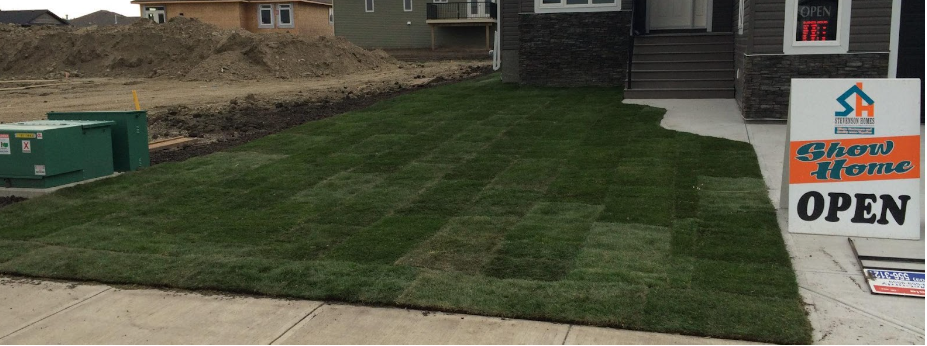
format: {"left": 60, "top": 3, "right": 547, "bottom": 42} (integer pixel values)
{"left": 277, "top": 4, "right": 294, "bottom": 28}
{"left": 795, "top": 0, "right": 837, "bottom": 42}
{"left": 404, "top": 0, "right": 413, "bottom": 12}
{"left": 258, "top": 4, "right": 274, "bottom": 28}
{"left": 535, "top": 0, "right": 619, "bottom": 13}
{"left": 145, "top": 6, "right": 166, "bottom": 24}
{"left": 433, "top": 0, "right": 448, "bottom": 3}
{"left": 329, "top": 7, "right": 334, "bottom": 25}
{"left": 783, "top": 0, "right": 850, "bottom": 54}
{"left": 365, "top": 0, "right": 374, "bottom": 12}
{"left": 738, "top": 0, "right": 744, "bottom": 35}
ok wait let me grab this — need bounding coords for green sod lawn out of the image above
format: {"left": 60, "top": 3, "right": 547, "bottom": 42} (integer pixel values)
{"left": 0, "top": 76, "right": 811, "bottom": 343}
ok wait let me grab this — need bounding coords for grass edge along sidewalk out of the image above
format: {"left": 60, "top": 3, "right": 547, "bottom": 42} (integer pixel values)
{"left": 0, "top": 75, "right": 812, "bottom": 344}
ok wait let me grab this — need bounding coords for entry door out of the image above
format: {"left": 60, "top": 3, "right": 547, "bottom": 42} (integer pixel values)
{"left": 896, "top": 0, "right": 924, "bottom": 122}
{"left": 647, "top": 0, "right": 709, "bottom": 30}
{"left": 648, "top": 0, "right": 693, "bottom": 30}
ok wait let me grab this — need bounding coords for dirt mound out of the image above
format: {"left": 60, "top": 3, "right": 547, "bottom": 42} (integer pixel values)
{"left": 0, "top": 18, "right": 399, "bottom": 81}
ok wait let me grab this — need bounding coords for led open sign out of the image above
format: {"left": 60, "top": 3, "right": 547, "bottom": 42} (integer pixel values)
{"left": 796, "top": 0, "right": 838, "bottom": 42}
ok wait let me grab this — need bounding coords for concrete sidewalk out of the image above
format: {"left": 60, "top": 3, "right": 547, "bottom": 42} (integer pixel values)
{"left": 632, "top": 99, "right": 926, "bottom": 345}
{"left": 0, "top": 278, "right": 751, "bottom": 345}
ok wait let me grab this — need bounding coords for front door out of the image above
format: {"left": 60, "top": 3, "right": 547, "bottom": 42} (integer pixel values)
{"left": 647, "top": 0, "right": 709, "bottom": 31}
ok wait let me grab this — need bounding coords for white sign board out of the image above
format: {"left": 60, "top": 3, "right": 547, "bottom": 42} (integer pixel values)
{"left": 783, "top": 79, "right": 922, "bottom": 239}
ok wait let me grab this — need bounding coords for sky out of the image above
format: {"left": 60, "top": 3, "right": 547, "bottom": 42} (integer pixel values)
{"left": 0, "top": 0, "right": 140, "bottom": 19}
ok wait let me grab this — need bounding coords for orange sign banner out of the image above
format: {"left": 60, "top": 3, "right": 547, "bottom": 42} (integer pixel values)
{"left": 789, "top": 135, "right": 921, "bottom": 184}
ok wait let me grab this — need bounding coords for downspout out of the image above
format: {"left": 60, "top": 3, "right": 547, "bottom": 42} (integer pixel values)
{"left": 492, "top": 1, "right": 501, "bottom": 71}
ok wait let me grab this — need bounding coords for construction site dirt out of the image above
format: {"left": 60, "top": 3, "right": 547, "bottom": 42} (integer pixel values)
{"left": 0, "top": 19, "right": 491, "bottom": 165}
{"left": 0, "top": 64, "right": 490, "bottom": 165}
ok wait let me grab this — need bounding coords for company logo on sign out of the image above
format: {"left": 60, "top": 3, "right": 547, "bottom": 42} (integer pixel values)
{"left": 834, "top": 83, "right": 876, "bottom": 135}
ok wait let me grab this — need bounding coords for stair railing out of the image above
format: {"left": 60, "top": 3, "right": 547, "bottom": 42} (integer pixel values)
{"left": 627, "top": 1, "right": 637, "bottom": 89}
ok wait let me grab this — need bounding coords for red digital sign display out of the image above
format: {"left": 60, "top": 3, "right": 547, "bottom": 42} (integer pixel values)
{"left": 796, "top": 0, "right": 838, "bottom": 42}
{"left": 801, "top": 20, "right": 831, "bottom": 41}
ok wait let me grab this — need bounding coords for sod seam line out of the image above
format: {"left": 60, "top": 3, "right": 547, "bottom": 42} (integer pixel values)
{"left": 0, "top": 286, "right": 113, "bottom": 341}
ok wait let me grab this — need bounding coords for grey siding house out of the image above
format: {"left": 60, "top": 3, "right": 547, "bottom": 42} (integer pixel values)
{"left": 334, "top": 0, "right": 497, "bottom": 49}
{"left": 499, "top": 0, "right": 923, "bottom": 120}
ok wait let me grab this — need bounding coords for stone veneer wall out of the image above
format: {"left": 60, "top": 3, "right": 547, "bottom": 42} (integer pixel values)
{"left": 518, "top": 11, "right": 631, "bottom": 87}
{"left": 739, "top": 53, "right": 889, "bottom": 119}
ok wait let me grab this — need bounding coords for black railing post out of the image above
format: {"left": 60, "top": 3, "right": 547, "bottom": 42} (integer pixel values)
{"left": 627, "top": 1, "right": 636, "bottom": 89}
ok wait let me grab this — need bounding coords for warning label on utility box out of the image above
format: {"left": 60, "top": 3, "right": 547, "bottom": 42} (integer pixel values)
{"left": 0, "top": 134, "right": 9, "bottom": 155}
{"left": 34, "top": 165, "right": 46, "bottom": 176}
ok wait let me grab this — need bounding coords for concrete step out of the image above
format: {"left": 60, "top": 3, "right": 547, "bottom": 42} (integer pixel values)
{"left": 632, "top": 60, "right": 733, "bottom": 70}
{"left": 631, "top": 69, "right": 734, "bottom": 80}
{"left": 628, "top": 79, "right": 734, "bottom": 89}
{"left": 624, "top": 88, "right": 735, "bottom": 99}
{"left": 633, "top": 51, "right": 733, "bottom": 62}
{"left": 633, "top": 42, "right": 734, "bottom": 54}
{"left": 634, "top": 33, "right": 733, "bottom": 45}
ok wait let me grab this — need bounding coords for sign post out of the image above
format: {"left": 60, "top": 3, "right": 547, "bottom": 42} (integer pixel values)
{"left": 782, "top": 79, "right": 922, "bottom": 240}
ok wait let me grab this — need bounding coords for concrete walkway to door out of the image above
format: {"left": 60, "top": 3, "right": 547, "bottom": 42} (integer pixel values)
{"left": 628, "top": 98, "right": 926, "bottom": 345}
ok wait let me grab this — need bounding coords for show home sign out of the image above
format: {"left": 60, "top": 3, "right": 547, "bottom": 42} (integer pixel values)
{"left": 783, "top": 79, "right": 922, "bottom": 240}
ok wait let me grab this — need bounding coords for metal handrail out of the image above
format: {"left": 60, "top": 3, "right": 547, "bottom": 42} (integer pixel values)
{"left": 627, "top": 0, "right": 638, "bottom": 89}
{"left": 426, "top": 2, "right": 497, "bottom": 20}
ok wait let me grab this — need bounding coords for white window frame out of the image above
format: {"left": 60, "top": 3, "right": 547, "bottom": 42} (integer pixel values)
{"left": 365, "top": 0, "right": 375, "bottom": 12}
{"left": 738, "top": 0, "right": 744, "bottom": 35}
{"left": 145, "top": 6, "right": 167, "bottom": 24}
{"left": 404, "top": 0, "right": 413, "bottom": 12}
{"left": 783, "top": 0, "right": 851, "bottom": 55}
{"left": 433, "top": 0, "right": 448, "bottom": 3}
{"left": 258, "top": 4, "right": 275, "bottom": 28}
{"left": 535, "top": 0, "right": 620, "bottom": 14}
{"left": 329, "top": 7, "right": 334, "bottom": 25}
{"left": 277, "top": 4, "right": 295, "bottom": 28}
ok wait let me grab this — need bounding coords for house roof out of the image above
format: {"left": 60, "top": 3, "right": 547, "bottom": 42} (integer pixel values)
{"left": 0, "top": 10, "right": 69, "bottom": 26}
{"left": 70, "top": 10, "right": 141, "bottom": 27}
{"left": 130, "top": 0, "right": 332, "bottom": 6}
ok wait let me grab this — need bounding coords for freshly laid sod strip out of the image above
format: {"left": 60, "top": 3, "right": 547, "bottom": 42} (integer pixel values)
{"left": 0, "top": 76, "right": 811, "bottom": 343}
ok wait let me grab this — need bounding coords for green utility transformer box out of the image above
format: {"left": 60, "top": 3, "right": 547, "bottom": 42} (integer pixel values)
{"left": 47, "top": 111, "right": 150, "bottom": 172}
{"left": 0, "top": 120, "right": 115, "bottom": 189}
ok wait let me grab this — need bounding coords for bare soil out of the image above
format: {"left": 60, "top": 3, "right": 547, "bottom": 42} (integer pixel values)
{"left": 0, "top": 17, "right": 492, "bottom": 165}
{"left": 0, "top": 196, "right": 26, "bottom": 209}
{"left": 0, "top": 18, "right": 396, "bottom": 81}
{"left": 0, "top": 61, "right": 491, "bottom": 164}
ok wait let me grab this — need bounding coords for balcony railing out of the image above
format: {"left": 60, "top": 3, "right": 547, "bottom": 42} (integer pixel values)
{"left": 426, "top": 2, "right": 497, "bottom": 21}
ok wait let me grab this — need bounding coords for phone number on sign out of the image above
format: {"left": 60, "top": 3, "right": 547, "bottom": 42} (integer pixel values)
{"left": 868, "top": 270, "right": 925, "bottom": 282}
